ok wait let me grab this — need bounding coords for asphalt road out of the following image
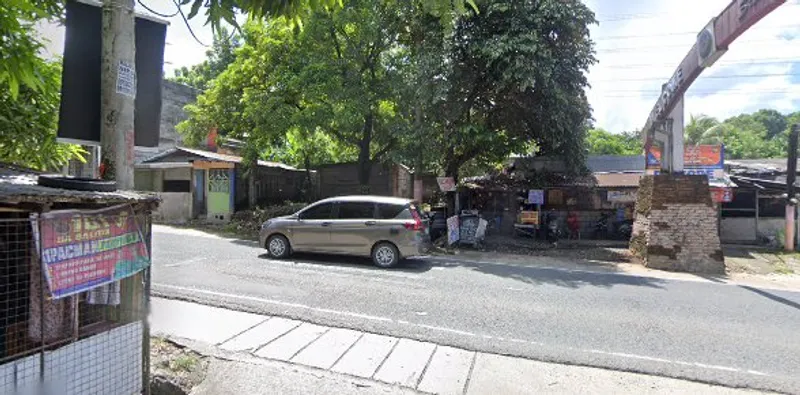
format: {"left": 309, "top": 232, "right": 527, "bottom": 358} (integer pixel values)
{"left": 151, "top": 226, "right": 800, "bottom": 393}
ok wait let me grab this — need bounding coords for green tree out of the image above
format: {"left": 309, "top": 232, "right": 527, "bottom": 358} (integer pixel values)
{"left": 752, "top": 109, "right": 788, "bottom": 139}
{"left": 183, "top": 0, "right": 476, "bottom": 32}
{"left": 433, "top": 0, "right": 596, "bottom": 178}
{"left": 179, "top": 1, "right": 410, "bottom": 189}
{"left": 169, "top": 27, "right": 241, "bottom": 90}
{"left": 0, "top": 59, "right": 85, "bottom": 170}
{"left": 586, "top": 129, "right": 641, "bottom": 155}
{"left": 685, "top": 114, "right": 725, "bottom": 146}
{"left": 0, "top": 0, "right": 62, "bottom": 96}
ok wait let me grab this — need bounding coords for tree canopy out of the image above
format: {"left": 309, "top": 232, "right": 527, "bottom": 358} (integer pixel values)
{"left": 585, "top": 129, "right": 640, "bottom": 156}
{"left": 1, "top": 0, "right": 62, "bottom": 96}
{"left": 683, "top": 110, "right": 799, "bottom": 159}
{"left": 0, "top": 58, "right": 85, "bottom": 170}
{"left": 169, "top": 27, "right": 241, "bottom": 90}
{"left": 178, "top": 0, "right": 597, "bottom": 185}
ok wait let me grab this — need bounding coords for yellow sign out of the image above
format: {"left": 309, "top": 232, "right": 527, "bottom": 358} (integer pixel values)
{"left": 519, "top": 211, "right": 539, "bottom": 225}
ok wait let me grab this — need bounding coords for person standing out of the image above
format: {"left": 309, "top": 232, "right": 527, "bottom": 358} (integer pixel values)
{"left": 546, "top": 209, "right": 560, "bottom": 247}
{"left": 567, "top": 211, "right": 580, "bottom": 240}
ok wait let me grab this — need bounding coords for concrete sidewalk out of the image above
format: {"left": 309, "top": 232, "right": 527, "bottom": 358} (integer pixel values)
{"left": 150, "top": 297, "right": 765, "bottom": 395}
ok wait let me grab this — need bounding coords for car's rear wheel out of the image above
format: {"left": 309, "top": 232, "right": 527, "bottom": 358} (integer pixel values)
{"left": 372, "top": 242, "right": 400, "bottom": 268}
{"left": 266, "top": 234, "right": 291, "bottom": 259}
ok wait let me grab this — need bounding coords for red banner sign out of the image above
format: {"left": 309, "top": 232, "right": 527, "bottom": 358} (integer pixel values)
{"left": 711, "top": 187, "right": 734, "bottom": 203}
{"left": 647, "top": 145, "right": 724, "bottom": 170}
{"left": 35, "top": 205, "right": 150, "bottom": 299}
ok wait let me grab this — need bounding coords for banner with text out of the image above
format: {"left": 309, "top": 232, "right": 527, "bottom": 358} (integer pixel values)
{"left": 646, "top": 145, "right": 724, "bottom": 170}
{"left": 35, "top": 205, "right": 150, "bottom": 299}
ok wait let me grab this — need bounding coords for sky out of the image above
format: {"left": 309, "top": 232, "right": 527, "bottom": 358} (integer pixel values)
{"left": 38, "top": 0, "right": 800, "bottom": 134}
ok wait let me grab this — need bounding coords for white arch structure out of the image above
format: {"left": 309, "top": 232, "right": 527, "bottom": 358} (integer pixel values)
{"left": 643, "top": 0, "right": 788, "bottom": 173}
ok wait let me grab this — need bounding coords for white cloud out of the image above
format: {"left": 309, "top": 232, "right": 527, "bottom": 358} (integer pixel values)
{"left": 586, "top": 0, "right": 800, "bottom": 133}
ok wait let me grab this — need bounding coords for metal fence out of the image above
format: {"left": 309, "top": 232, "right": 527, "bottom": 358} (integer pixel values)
{"left": 0, "top": 209, "right": 152, "bottom": 395}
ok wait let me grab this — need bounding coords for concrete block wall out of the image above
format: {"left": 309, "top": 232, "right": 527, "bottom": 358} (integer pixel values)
{"left": 631, "top": 175, "right": 725, "bottom": 274}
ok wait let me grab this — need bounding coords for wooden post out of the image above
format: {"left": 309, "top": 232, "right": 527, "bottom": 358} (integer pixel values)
{"left": 785, "top": 124, "right": 798, "bottom": 251}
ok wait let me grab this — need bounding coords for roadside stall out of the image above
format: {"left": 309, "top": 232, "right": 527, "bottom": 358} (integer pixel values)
{"left": 0, "top": 164, "right": 159, "bottom": 395}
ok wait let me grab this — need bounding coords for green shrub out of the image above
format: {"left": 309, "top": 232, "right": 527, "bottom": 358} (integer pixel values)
{"left": 229, "top": 202, "right": 308, "bottom": 234}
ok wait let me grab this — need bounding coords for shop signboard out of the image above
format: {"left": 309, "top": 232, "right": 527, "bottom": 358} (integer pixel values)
{"left": 607, "top": 190, "right": 638, "bottom": 203}
{"left": 446, "top": 215, "right": 460, "bottom": 245}
{"left": 34, "top": 204, "right": 150, "bottom": 299}
{"left": 711, "top": 187, "right": 733, "bottom": 203}
{"left": 647, "top": 145, "right": 724, "bottom": 170}
{"left": 527, "top": 189, "right": 544, "bottom": 205}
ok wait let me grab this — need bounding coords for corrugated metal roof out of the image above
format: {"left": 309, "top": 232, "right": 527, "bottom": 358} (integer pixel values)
{"left": 141, "top": 147, "right": 304, "bottom": 171}
{"left": 726, "top": 159, "right": 790, "bottom": 174}
{"left": 0, "top": 164, "right": 157, "bottom": 204}
{"left": 587, "top": 155, "right": 645, "bottom": 172}
{"left": 593, "top": 172, "right": 642, "bottom": 188}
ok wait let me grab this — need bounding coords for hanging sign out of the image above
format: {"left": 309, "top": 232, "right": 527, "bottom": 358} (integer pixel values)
{"left": 446, "top": 215, "right": 460, "bottom": 245}
{"left": 711, "top": 187, "right": 734, "bottom": 203}
{"left": 607, "top": 190, "right": 638, "bottom": 203}
{"left": 34, "top": 204, "right": 150, "bottom": 299}
{"left": 647, "top": 145, "right": 724, "bottom": 170}
{"left": 527, "top": 189, "right": 544, "bottom": 205}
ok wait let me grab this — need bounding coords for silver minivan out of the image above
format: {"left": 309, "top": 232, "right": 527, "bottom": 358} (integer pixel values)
{"left": 259, "top": 196, "right": 431, "bottom": 267}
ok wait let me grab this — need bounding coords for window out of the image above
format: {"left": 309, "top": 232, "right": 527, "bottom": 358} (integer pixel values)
{"left": 300, "top": 203, "right": 333, "bottom": 220}
{"left": 377, "top": 203, "right": 408, "bottom": 219}
{"left": 337, "top": 202, "right": 376, "bottom": 219}
{"left": 162, "top": 180, "right": 190, "bottom": 192}
{"left": 208, "top": 169, "right": 230, "bottom": 193}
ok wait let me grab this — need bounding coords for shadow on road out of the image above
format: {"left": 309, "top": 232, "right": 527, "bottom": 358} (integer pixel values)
{"left": 256, "top": 249, "right": 666, "bottom": 289}
{"left": 230, "top": 238, "right": 261, "bottom": 248}
{"left": 443, "top": 259, "right": 666, "bottom": 289}
{"left": 739, "top": 285, "right": 800, "bottom": 311}
{"left": 257, "top": 252, "right": 434, "bottom": 273}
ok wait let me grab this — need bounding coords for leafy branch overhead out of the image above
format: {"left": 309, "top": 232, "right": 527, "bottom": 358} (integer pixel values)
{"left": 178, "top": 0, "right": 597, "bottom": 185}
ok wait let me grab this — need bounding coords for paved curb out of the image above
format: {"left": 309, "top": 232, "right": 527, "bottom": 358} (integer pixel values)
{"left": 151, "top": 297, "right": 768, "bottom": 395}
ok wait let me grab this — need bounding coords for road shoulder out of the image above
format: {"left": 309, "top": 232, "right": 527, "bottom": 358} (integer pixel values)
{"left": 151, "top": 297, "right": 768, "bottom": 394}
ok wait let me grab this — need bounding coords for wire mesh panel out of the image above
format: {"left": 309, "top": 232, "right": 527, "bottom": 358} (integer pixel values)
{"left": 0, "top": 205, "right": 152, "bottom": 395}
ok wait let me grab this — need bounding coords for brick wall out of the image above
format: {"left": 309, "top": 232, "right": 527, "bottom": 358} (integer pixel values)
{"left": 631, "top": 175, "right": 725, "bottom": 274}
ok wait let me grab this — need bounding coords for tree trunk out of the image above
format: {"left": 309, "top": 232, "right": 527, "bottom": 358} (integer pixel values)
{"left": 304, "top": 154, "right": 314, "bottom": 200}
{"left": 357, "top": 112, "right": 374, "bottom": 194}
{"left": 248, "top": 160, "right": 257, "bottom": 208}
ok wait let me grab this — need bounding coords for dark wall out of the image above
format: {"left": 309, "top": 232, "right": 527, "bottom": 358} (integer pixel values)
{"left": 317, "top": 163, "right": 393, "bottom": 198}
{"left": 236, "top": 165, "right": 309, "bottom": 209}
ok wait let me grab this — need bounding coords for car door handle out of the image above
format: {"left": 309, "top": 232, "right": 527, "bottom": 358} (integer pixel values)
{"left": 365, "top": 221, "right": 377, "bottom": 226}
{"left": 321, "top": 222, "right": 331, "bottom": 227}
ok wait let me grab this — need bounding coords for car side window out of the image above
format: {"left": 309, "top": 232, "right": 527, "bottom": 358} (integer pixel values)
{"left": 299, "top": 203, "right": 333, "bottom": 220}
{"left": 377, "top": 203, "right": 408, "bottom": 219}
{"left": 336, "top": 202, "right": 376, "bottom": 219}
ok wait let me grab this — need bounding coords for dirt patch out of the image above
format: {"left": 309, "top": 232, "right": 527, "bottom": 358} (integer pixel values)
{"left": 724, "top": 247, "right": 799, "bottom": 275}
{"left": 150, "top": 337, "right": 210, "bottom": 395}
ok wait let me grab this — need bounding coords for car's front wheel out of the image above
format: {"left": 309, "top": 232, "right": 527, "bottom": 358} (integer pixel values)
{"left": 372, "top": 242, "right": 400, "bottom": 268}
{"left": 266, "top": 234, "right": 291, "bottom": 259}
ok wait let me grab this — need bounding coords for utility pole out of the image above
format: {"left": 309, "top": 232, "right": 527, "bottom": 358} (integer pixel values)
{"left": 785, "top": 124, "right": 799, "bottom": 251}
{"left": 101, "top": 0, "right": 136, "bottom": 189}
